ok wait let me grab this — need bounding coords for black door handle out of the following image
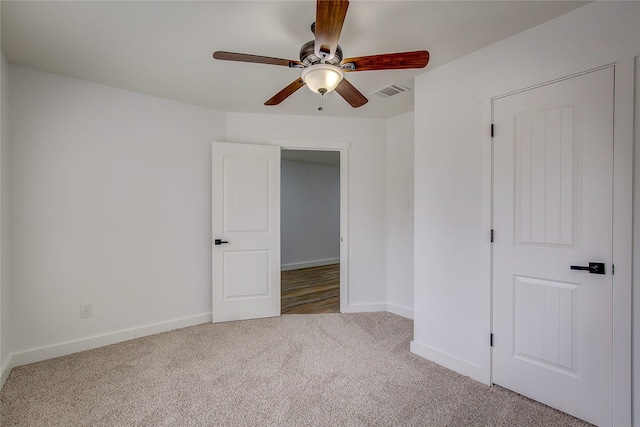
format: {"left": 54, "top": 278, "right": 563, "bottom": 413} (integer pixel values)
{"left": 214, "top": 239, "right": 229, "bottom": 245}
{"left": 570, "top": 262, "right": 605, "bottom": 275}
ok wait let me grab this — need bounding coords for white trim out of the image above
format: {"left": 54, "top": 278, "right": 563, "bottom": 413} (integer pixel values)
{"left": 345, "top": 304, "right": 413, "bottom": 319}
{"left": 278, "top": 139, "right": 351, "bottom": 151}
{"left": 386, "top": 304, "right": 414, "bottom": 320}
{"left": 632, "top": 54, "right": 640, "bottom": 427}
{"left": 281, "top": 258, "right": 339, "bottom": 271}
{"left": 276, "top": 139, "right": 350, "bottom": 313}
{"left": 480, "top": 97, "right": 494, "bottom": 387}
{"left": 410, "top": 340, "right": 485, "bottom": 384}
{"left": 1, "top": 354, "right": 12, "bottom": 389}
{"left": 343, "top": 303, "right": 387, "bottom": 313}
{"left": 611, "top": 57, "right": 634, "bottom": 427}
{"left": 339, "top": 149, "right": 349, "bottom": 313}
{"left": 1, "top": 312, "right": 211, "bottom": 389}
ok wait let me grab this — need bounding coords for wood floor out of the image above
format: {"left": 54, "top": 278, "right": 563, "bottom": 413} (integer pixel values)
{"left": 281, "top": 264, "right": 340, "bottom": 314}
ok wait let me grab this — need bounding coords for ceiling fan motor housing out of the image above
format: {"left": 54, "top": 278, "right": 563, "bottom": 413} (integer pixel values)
{"left": 300, "top": 40, "right": 343, "bottom": 66}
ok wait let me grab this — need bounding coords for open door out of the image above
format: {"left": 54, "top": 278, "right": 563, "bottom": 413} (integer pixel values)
{"left": 212, "top": 142, "right": 281, "bottom": 322}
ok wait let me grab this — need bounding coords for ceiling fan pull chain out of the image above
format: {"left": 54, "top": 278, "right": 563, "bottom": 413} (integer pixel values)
{"left": 318, "top": 92, "right": 324, "bottom": 113}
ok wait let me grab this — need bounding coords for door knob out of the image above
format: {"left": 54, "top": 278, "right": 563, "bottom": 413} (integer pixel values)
{"left": 214, "top": 239, "right": 229, "bottom": 245}
{"left": 570, "top": 262, "right": 605, "bottom": 275}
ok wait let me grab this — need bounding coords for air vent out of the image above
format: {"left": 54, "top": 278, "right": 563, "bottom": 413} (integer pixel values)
{"left": 372, "top": 83, "right": 410, "bottom": 98}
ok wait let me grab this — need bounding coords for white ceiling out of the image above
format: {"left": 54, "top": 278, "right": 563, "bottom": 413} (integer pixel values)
{"left": 1, "top": 1, "right": 588, "bottom": 119}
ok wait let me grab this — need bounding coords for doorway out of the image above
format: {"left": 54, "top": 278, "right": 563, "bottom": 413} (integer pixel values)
{"left": 212, "top": 140, "right": 349, "bottom": 322}
{"left": 280, "top": 149, "right": 340, "bottom": 314}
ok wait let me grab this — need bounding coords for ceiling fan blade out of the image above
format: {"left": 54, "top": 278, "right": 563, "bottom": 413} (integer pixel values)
{"left": 335, "top": 78, "right": 368, "bottom": 108}
{"left": 265, "top": 78, "right": 306, "bottom": 105}
{"left": 341, "top": 50, "right": 429, "bottom": 72}
{"left": 314, "top": 0, "right": 349, "bottom": 60}
{"left": 213, "top": 51, "right": 303, "bottom": 68}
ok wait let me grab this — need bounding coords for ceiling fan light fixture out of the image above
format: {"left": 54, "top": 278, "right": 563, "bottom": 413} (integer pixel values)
{"left": 301, "top": 63, "right": 344, "bottom": 94}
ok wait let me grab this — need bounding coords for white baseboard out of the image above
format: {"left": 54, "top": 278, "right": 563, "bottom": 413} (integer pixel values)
{"left": 343, "top": 303, "right": 414, "bottom": 319}
{"left": 343, "top": 303, "right": 388, "bottom": 313}
{"left": 0, "top": 355, "right": 13, "bottom": 390}
{"left": 1, "top": 312, "right": 212, "bottom": 390}
{"left": 281, "top": 258, "right": 339, "bottom": 271}
{"left": 386, "top": 304, "right": 414, "bottom": 319}
{"left": 410, "top": 340, "right": 487, "bottom": 385}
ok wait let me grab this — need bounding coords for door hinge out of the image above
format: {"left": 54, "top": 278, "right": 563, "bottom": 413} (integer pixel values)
{"left": 490, "top": 333, "right": 494, "bottom": 347}
{"left": 490, "top": 229, "right": 494, "bottom": 243}
{"left": 491, "top": 124, "right": 494, "bottom": 137}
{"left": 612, "top": 264, "right": 615, "bottom": 275}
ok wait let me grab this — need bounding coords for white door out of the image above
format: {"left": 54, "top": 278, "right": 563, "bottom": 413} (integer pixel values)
{"left": 492, "top": 67, "right": 614, "bottom": 426}
{"left": 212, "top": 142, "right": 280, "bottom": 323}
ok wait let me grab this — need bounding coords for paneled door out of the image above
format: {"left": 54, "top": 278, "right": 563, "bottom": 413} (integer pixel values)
{"left": 212, "top": 142, "right": 280, "bottom": 323}
{"left": 492, "top": 67, "right": 614, "bottom": 426}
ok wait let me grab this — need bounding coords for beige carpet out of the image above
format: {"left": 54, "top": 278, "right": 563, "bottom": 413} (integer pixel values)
{"left": 1, "top": 313, "right": 590, "bottom": 426}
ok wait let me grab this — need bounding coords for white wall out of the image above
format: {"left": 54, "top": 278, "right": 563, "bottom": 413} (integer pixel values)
{"left": 0, "top": 63, "right": 400, "bottom": 385}
{"left": 281, "top": 159, "right": 340, "bottom": 270}
{"left": 413, "top": 56, "right": 487, "bottom": 375}
{"left": 412, "top": 0, "right": 639, "bottom": 412}
{"left": 226, "top": 112, "right": 388, "bottom": 309}
{"left": 7, "top": 65, "right": 226, "bottom": 362}
{"left": 386, "top": 112, "right": 414, "bottom": 318}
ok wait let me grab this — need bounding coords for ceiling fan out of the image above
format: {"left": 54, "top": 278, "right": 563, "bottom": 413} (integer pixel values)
{"left": 212, "top": 0, "right": 429, "bottom": 108}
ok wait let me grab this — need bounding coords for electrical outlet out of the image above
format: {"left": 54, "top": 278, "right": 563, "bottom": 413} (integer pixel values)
{"left": 80, "top": 303, "right": 93, "bottom": 318}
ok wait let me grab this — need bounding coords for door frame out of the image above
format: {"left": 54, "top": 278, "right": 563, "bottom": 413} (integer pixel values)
{"left": 478, "top": 49, "right": 636, "bottom": 425}
{"left": 278, "top": 139, "right": 350, "bottom": 312}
